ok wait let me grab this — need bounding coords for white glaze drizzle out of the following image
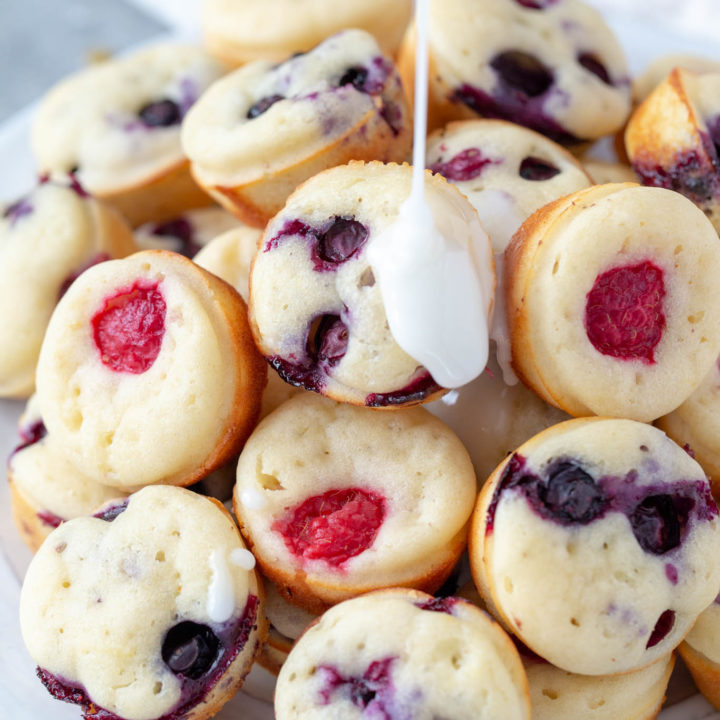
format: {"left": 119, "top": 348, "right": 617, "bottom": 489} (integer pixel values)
{"left": 230, "top": 547, "right": 256, "bottom": 571}
{"left": 240, "top": 486, "right": 269, "bottom": 511}
{"left": 207, "top": 548, "right": 234, "bottom": 623}
{"left": 366, "top": 0, "right": 493, "bottom": 389}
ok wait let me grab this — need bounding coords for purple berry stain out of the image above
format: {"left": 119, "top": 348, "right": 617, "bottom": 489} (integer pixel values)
{"left": 429, "top": 147, "right": 499, "bottom": 182}
{"left": 246, "top": 94, "right": 284, "bottom": 120}
{"left": 646, "top": 609, "right": 675, "bottom": 648}
{"left": 487, "top": 452, "right": 718, "bottom": 556}
{"left": 365, "top": 372, "right": 441, "bottom": 407}
{"left": 317, "top": 217, "right": 369, "bottom": 264}
{"left": 665, "top": 563, "right": 678, "bottom": 585}
{"left": 578, "top": 53, "right": 612, "bottom": 85}
{"left": 3, "top": 197, "right": 33, "bottom": 225}
{"left": 338, "top": 66, "right": 369, "bottom": 92}
{"left": 515, "top": 0, "right": 559, "bottom": 7}
{"left": 318, "top": 657, "right": 397, "bottom": 713}
{"left": 150, "top": 217, "right": 200, "bottom": 258}
{"left": 491, "top": 51, "right": 554, "bottom": 98}
{"left": 93, "top": 500, "right": 129, "bottom": 522}
{"left": 415, "top": 596, "right": 459, "bottom": 615}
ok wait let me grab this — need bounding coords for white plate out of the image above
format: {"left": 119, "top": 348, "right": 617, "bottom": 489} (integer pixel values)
{"left": 2, "top": 4, "right": 720, "bottom": 718}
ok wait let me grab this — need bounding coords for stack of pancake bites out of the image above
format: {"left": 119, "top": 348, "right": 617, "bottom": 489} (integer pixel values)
{"left": 5, "top": 0, "right": 720, "bottom": 718}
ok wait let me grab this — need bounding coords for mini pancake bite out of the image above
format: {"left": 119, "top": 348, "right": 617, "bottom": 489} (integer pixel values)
{"left": 193, "top": 226, "right": 303, "bottom": 420}
{"left": 182, "top": 30, "right": 411, "bottom": 227}
{"left": 427, "top": 119, "right": 593, "bottom": 254}
{"left": 657, "top": 358, "right": 720, "bottom": 500}
{"left": 470, "top": 417, "right": 720, "bottom": 675}
{"left": 678, "top": 596, "right": 720, "bottom": 710}
{"left": 35, "top": 250, "right": 266, "bottom": 490}
{"left": 0, "top": 174, "right": 136, "bottom": 397}
{"left": 626, "top": 68, "right": 720, "bottom": 234}
{"left": 32, "top": 44, "right": 225, "bottom": 226}
{"left": 505, "top": 183, "right": 720, "bottom": 422}
{"left": 8, "top": 395, "right": 127, "bottom": 552}
{"left": 134, "top": 206, "right": 240, "bottom": 257}
{"left": 19, "top": 486, "right": 266, "bottom": 720}
{"left": 274, "top": 588, "right": 531, "bottom": 719}
{"left": 202, "top": 0, "right": 413, "bottom": 65}
{"left": 249, "top": 161, "right": 494, "bottom": 407}
{"left": 397, "top": 0, "right": 631, "bottom": 141}
{"left": 234, "top": 393, "right": 477, "bottom": 613}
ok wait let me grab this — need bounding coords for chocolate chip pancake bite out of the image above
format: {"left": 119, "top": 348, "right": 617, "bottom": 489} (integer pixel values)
{"left": 32, "top": 44, "right": 226, "bottom": 227}
{"left": 203, "top": 0, "right": 413, "bottom": 65}
{"left": 249, "top": 161, "right": 494, "bottom": 407}
{"left": 19, "top": 485, "right": 266, "bottom": 720}
{"left": 182, "top": 30, "right": 411, "bottom": 227}
{"left": 0, "top": 174, "right": 136, "bottom": 398}
{"left": 35, "top": 250, "right": 266, "bottom": 491}
{"left": 274, "top": 588, "right": 530, "bottom": 719}
{"left": 505, "top": 183, "right": 720, "bottom": 422}
{"left": 8, "top": 395, "right": 126, "bottom": 552}
{"left": 678, "top": 596, "right": 720, "bottom": 710}
{"left": 626, "top": 68, "right": 720, "bottom": 234}
{"left": 398, "top": 0, "right": 631, "bottom": 142}
{"left": 135, "top": 206, "right": 240, "bottom": 258}
{"left": 427, "top": 119, "right": 592, "bottom": 254}
{"left": 470, "top": 417, "right": 720, "bottom": 675}
{"left": 234, "top": 393, "right": 477, "bottom": 613}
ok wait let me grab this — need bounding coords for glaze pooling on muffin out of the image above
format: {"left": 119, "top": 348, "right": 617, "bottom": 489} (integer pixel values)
{"left": 91, "top": 280, "right": 166, "bottom": 374}
{"left": 486, "top": 452, "right": 718, "bottom": 555}
{"left": 35, "top": 595, "right": 259, "bottom": 720}
{"left": 272, "top": 487, "right": 387, "bottom": 567}
{"left": 584, "top": 261, "right": 666, "bottom": 364}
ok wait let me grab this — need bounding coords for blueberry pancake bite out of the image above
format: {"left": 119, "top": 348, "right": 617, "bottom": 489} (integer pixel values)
{"left": 249, "top": 161, "right": 494, "bottom": 407}
{"left": 32, "top": 44, "right": 225, "bottom": 226}
{"left": 35, "top": 250, "right": 266, "bottom": 490}
{"left": 234, "top": 393, "right": 477, "bottom": 613}
{"left": 203, "top": 0, "right": 413, "bottom": 65}
{"left": 193, "top": 226, "right": 303, "bottom": 420}
{"left": 0, "top": 175, "right": 136, "bottom": 398}
{"left": 505, "top": 183, "right": 720, "bottom": 422}
{"left": 8, "top": 395, "right": 127, "bottom": 552}
{"left": 182, "top": 30, "right": 411, "bottom": 227}
{"left": 678, "top": 596, "right": 720, "bottom": 710}
{"left": 19, "top": 485, "right": 267, "bottom": 720}
{"left": 626, "top": 68, "right": 720, "bottom": 234}
{"left": 398, "top": 0, "right": 631, "bottom": 141}
{"left": 470, "top": 417, "right": 720, "bottom": 675}
{"left": 274, "top": 588, "right": 531, "bottom": 719}
{"left": 135, "top": 206, "right": 239, "bottom": 258}
{"left": 427, "top": 119, "right": 592, "bottom": 254}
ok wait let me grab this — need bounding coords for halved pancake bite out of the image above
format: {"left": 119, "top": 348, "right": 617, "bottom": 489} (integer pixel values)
{"left": 505, "top": 182, "right": 720, "bottom": 421}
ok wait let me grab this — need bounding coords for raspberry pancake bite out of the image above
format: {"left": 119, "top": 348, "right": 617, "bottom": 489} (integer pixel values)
{"left": 505, "top": 183, "right": 720, "bottom": 422}
{"left": 135, "top": 206, "right": 239, "bottom": 258}
{"left": 182, "top": 30, "right": 411, "bottom": 227}
{"left": 249, "top": 161, "right": 494, "bottom": 407}
{"left": 427, "top": 119, "right": 592, "bottom": 254}
{"left": 8, "top": 396, "right": 126, "bottom": 552}
{"left": 32, "top": 44, "right": 225, "bottom": 226}
{"left": 35, "top": 250, "right": 266, "bottom": 490}
{"left": 275, "top": 588, "right": 530, "bottom": 719}
{"left": 398, "top": 0, "right": 631, "bottom": 141}
{"left": 470, "top": 417, "right": 720, "bottom": 675}
{"left": 203, "top": 0, "right": 413, "bottom": 65}
{"left": 234, "top": 393, "right": 477, "bottom": 613}
{"left": 626, "top": 68, "right": 720, "bottom": 234}
{"left": 193, "top": 226, "right": 303, "bottom": 420}
{"left": 678, "top": 596, "right": 720, "bottom": 710}
{"left": 0, "top": 175, "right": 136, "bottom": 397}
{"left": 20, "top": 485, "right": 266, "bottom": 720}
